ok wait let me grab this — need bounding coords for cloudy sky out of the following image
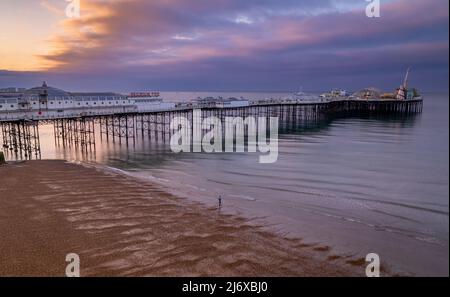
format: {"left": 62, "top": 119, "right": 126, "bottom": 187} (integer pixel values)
{"left": 0, "top": 0, "right": 448, "bottom": 92}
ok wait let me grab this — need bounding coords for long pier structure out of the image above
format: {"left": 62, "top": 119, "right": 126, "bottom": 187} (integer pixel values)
{"left": 0, "top": 99, "right": 423, "bottom": 159}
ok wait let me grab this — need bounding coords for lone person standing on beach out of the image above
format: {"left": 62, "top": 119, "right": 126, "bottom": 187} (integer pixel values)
{"left": 218, "top": 195, "right": 222, "bottom": 208}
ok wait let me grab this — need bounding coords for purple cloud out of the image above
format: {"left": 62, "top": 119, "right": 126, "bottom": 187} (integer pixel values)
{"left": 2, "top": 0, "right": 449, "bottom": 92}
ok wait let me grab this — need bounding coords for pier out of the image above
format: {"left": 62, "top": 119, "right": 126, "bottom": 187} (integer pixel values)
{"left": 0, "top": 99, "right": 423, "bottom": 159}
{"left": 1, "top": 120, "right": 41, "bottom": 159}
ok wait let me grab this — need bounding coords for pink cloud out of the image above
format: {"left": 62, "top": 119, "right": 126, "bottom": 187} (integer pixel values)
{"left": 36, "top": 0, "right": 448, "bottom": 80}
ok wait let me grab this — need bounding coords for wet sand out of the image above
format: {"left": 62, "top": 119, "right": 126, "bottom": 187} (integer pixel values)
{"left": 0, "top": 160, "right": 361, "bottom": 276}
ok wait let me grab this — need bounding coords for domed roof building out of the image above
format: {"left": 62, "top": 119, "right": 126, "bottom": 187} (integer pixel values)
{"left": 23, "top": 81, "right": 71, "bottom": 99}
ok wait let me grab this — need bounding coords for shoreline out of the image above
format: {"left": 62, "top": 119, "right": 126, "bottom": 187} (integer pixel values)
{"left": 0, "top": 159, "right": 368, "bottom": 276}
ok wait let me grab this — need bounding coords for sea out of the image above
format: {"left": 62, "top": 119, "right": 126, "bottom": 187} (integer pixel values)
{"left": 2, "top": 91, "right": 449, "bottom": 276}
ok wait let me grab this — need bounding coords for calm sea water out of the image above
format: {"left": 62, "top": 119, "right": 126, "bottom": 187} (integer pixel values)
{"left": 3, "top": 92, "right": 449, "bottom": 275}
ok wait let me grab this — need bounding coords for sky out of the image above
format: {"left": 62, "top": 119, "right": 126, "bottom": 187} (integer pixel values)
{"left": 0, "top": 0, "right": 448, "bottom": 92}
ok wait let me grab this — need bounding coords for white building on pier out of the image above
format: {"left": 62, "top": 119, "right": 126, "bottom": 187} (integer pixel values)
{"left": 194, "top": 96, "right": 249, "bottom": 108}
{"left": 128, "top": 92, "right": 175, "bottom": 112}
{"left": 0, "top": 82, "right": 175, "bottom": 120}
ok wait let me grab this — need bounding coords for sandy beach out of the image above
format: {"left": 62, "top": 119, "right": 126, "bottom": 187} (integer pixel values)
{"left": 0, "top": 160, "right": 364, "bottom": 276}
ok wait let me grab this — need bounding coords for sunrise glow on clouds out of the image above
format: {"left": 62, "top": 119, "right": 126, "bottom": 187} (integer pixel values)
{"left": 0, "top": 0, "right": 448, "bottom": 91}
